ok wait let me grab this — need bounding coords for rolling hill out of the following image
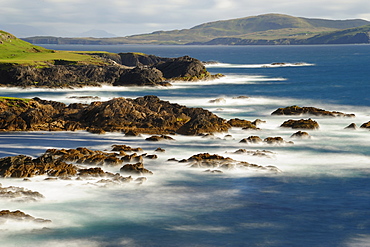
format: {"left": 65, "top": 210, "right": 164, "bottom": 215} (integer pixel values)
{"left": 21, "top": 13, "right": 370, "bottom": 45}
{"left": 0, "top": 30, "right": 111, "bottom": 66}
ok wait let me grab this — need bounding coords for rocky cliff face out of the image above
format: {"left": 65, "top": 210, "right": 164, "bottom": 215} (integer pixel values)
{"left": 0, "top": 65, "right": 125, "bottom": 88}
{"left": 0, "top": 96, "right": 230, "bottom": 135}
{"left": 0, "top": 54, "right": 220, "bottom": 88}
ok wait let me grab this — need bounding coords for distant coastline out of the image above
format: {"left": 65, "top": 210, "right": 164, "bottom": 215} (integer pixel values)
{"left": 21, "top": 13, "right": 370, "bottom": 46}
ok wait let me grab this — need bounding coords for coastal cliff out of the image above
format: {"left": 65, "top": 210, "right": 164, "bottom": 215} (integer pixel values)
{"left": 0, "top": 53, "right": 220, "bottom": 88}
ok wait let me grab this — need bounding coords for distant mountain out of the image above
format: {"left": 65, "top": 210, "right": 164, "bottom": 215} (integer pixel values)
{"left": 22, "top": 13, "right": 370, "bottom": 45}
{"left": 77, "top": 29, "right": 117, "bottom": 38}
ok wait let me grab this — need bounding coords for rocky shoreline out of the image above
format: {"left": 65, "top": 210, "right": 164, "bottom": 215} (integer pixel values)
{"left": 0, "top": 53, "right": 223, "bottom": 88}
{"left": 0, "top": 95, "right": 230, "bottom": 135}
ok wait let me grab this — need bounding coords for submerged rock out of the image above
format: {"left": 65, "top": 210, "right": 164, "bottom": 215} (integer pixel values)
{"left": 176, "top": 153, "right": 280, "bottom": 173}
{"left": 0, "top": 185, "right": 44, "bottom": 202}
{"left": 290, "top": 131, "right": 311, "bottom": 139}
{"left": 0, "top": 210, "right": 51, "bottom": 224}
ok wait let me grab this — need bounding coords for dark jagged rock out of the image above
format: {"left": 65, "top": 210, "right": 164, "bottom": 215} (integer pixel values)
{"left": 155, "top": 148, "right": 165, "bottom": 152}
{"left": 263, "top": 137, "right": 288, "bottom": 144}
{"left": 155, "top": 56, "right": 222, "bottom": 81}
{"left": 0, "top": 53, "right": 220, "bottom": 88}
{"left": 280, "top": 119, "right": 320, "bottom": 129}
{"left": 112, "top": 145, "right": 143, "bottom": 153}
{"left": 0, "top": 65, "right": 125, "bottom": 88}
{"left": 0, "top": 155, "right": 77, "bottom": 178}
{"left": 113, "top": 66, "right": 170, "bottom": 86}
{"left": 119, "top": 52, "right": 169, "bottom": 67}
{"left": 227, "top": 118, "right": 259, "bottom": 129}
{"left": 360, "top": 121, "right": 370, "bottom": 129}
{"left": 45, "top": 148, "right": 123, "bottom": 166}
{"left": 120, "top": 163, "right": 153, "bottom": 175}
{"left": 0, "top": 96, "right": 230, "bottom": 135}
{"left": 290, "top": 131, "right": 311, "bottom": 138}
{"left": 145, "top": 135, "right": 175, "bottom": 141}
{"left": 345, "top": 123, "right": 357, "bottom": 129}
{"left": 272, "top": 105, "right": 355, "bottom": 117}
{"left": 0, "top": 210, "right": 51, "bottom": 224}
{"left": 239, "top": 136, "right": 263, "bottom": 144}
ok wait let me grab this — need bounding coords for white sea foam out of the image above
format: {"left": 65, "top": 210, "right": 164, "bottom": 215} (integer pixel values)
{"left": 205, "top": 62, "right": 315, "bottom": 68}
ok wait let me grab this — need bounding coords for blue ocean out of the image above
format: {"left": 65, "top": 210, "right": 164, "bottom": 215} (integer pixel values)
{"left": 0, "top": 44, "right": 370, "bottom": 247}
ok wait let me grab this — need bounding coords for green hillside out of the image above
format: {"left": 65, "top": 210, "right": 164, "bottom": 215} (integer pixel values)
{"left": 0, "top": 30, "right": 109, "bottom": 66}
{"left": 21, "top": 14, "right": 370, "bottom": 45}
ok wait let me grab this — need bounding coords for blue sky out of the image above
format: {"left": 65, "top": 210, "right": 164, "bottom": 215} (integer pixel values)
{"left": 1, "top": 0, "right": 369, "bottom": 37}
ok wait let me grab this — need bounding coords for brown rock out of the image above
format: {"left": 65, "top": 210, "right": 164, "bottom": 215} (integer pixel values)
{"left": 239, "top": 136, "right": 263, "bottom": 143}
{"left": 290, "top": 131, "right": 311, "bottom": 138}
{"left": 280, "top": 119, "right": 320, "bottom": 129}
{"left": 120, "top": 163, "right": 153, "bottom": 175}
{"left": 272, "top": 105, "right": 355, "bottom": 117}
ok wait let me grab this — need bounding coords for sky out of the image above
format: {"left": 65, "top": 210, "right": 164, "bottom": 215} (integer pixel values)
{"left": 1, "top": 0, "right": 370, "bottom": 37}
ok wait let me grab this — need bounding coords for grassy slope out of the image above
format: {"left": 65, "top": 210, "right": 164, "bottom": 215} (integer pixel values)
{"left": 123, "top": 14, "right": 370, "bottom": 44}
{"left": 0, "top": 30, "right": 109, "bottom": 66}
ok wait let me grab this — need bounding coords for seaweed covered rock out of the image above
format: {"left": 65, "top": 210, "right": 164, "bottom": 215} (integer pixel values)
{"left": 280, "top": 119, "right": 320, "bottom": 129}
{"left": 272, "top": 106, "right": 355, "bottom": 117}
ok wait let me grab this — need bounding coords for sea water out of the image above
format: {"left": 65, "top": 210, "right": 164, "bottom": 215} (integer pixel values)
{"left": 0, "top": 44, "right": 370, "bottom": 247}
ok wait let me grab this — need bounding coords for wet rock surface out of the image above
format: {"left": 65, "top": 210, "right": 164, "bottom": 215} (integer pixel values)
{"left": 280, "top": 119, "right": 320, "bottom": 129}
{"left": 290, "top": 131, "right": 311, "bottom": 138}
{"left": 272, "top": 106, "right": 355, "bottom": 117}
{"left": 0, "top": 96, "right": 230, "bottom": 135}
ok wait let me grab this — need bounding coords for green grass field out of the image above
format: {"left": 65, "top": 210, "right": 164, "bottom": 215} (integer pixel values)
{"left": 0, "top": 30, "right": 109, "bottom": 66}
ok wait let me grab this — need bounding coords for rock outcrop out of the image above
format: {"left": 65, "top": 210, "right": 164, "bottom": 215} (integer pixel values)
{"left": 0, "top": 96, "right": 231, "bottom": 135}
{"left": 280, "top": 119, "right": 320, "bottom": 129}
{"left": 227, "top": 118, "right": 259, "bottom": 129}
{"left": 360, "top": 121, "right": 370, "bottom": 129}
{"left": 0, "top": 53, "right": 221, "bottom": 88}
{"left": 0, "top": 65, "right": 124, "bottom": 88}
{"left": 113, "top": 66, "right": 170, "bottom": 86}
{"left": 290, "top": 131, "right": 311, "bottom": 138}
{"left": 272, "top": 105, "right": 355, "bottom": 117}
